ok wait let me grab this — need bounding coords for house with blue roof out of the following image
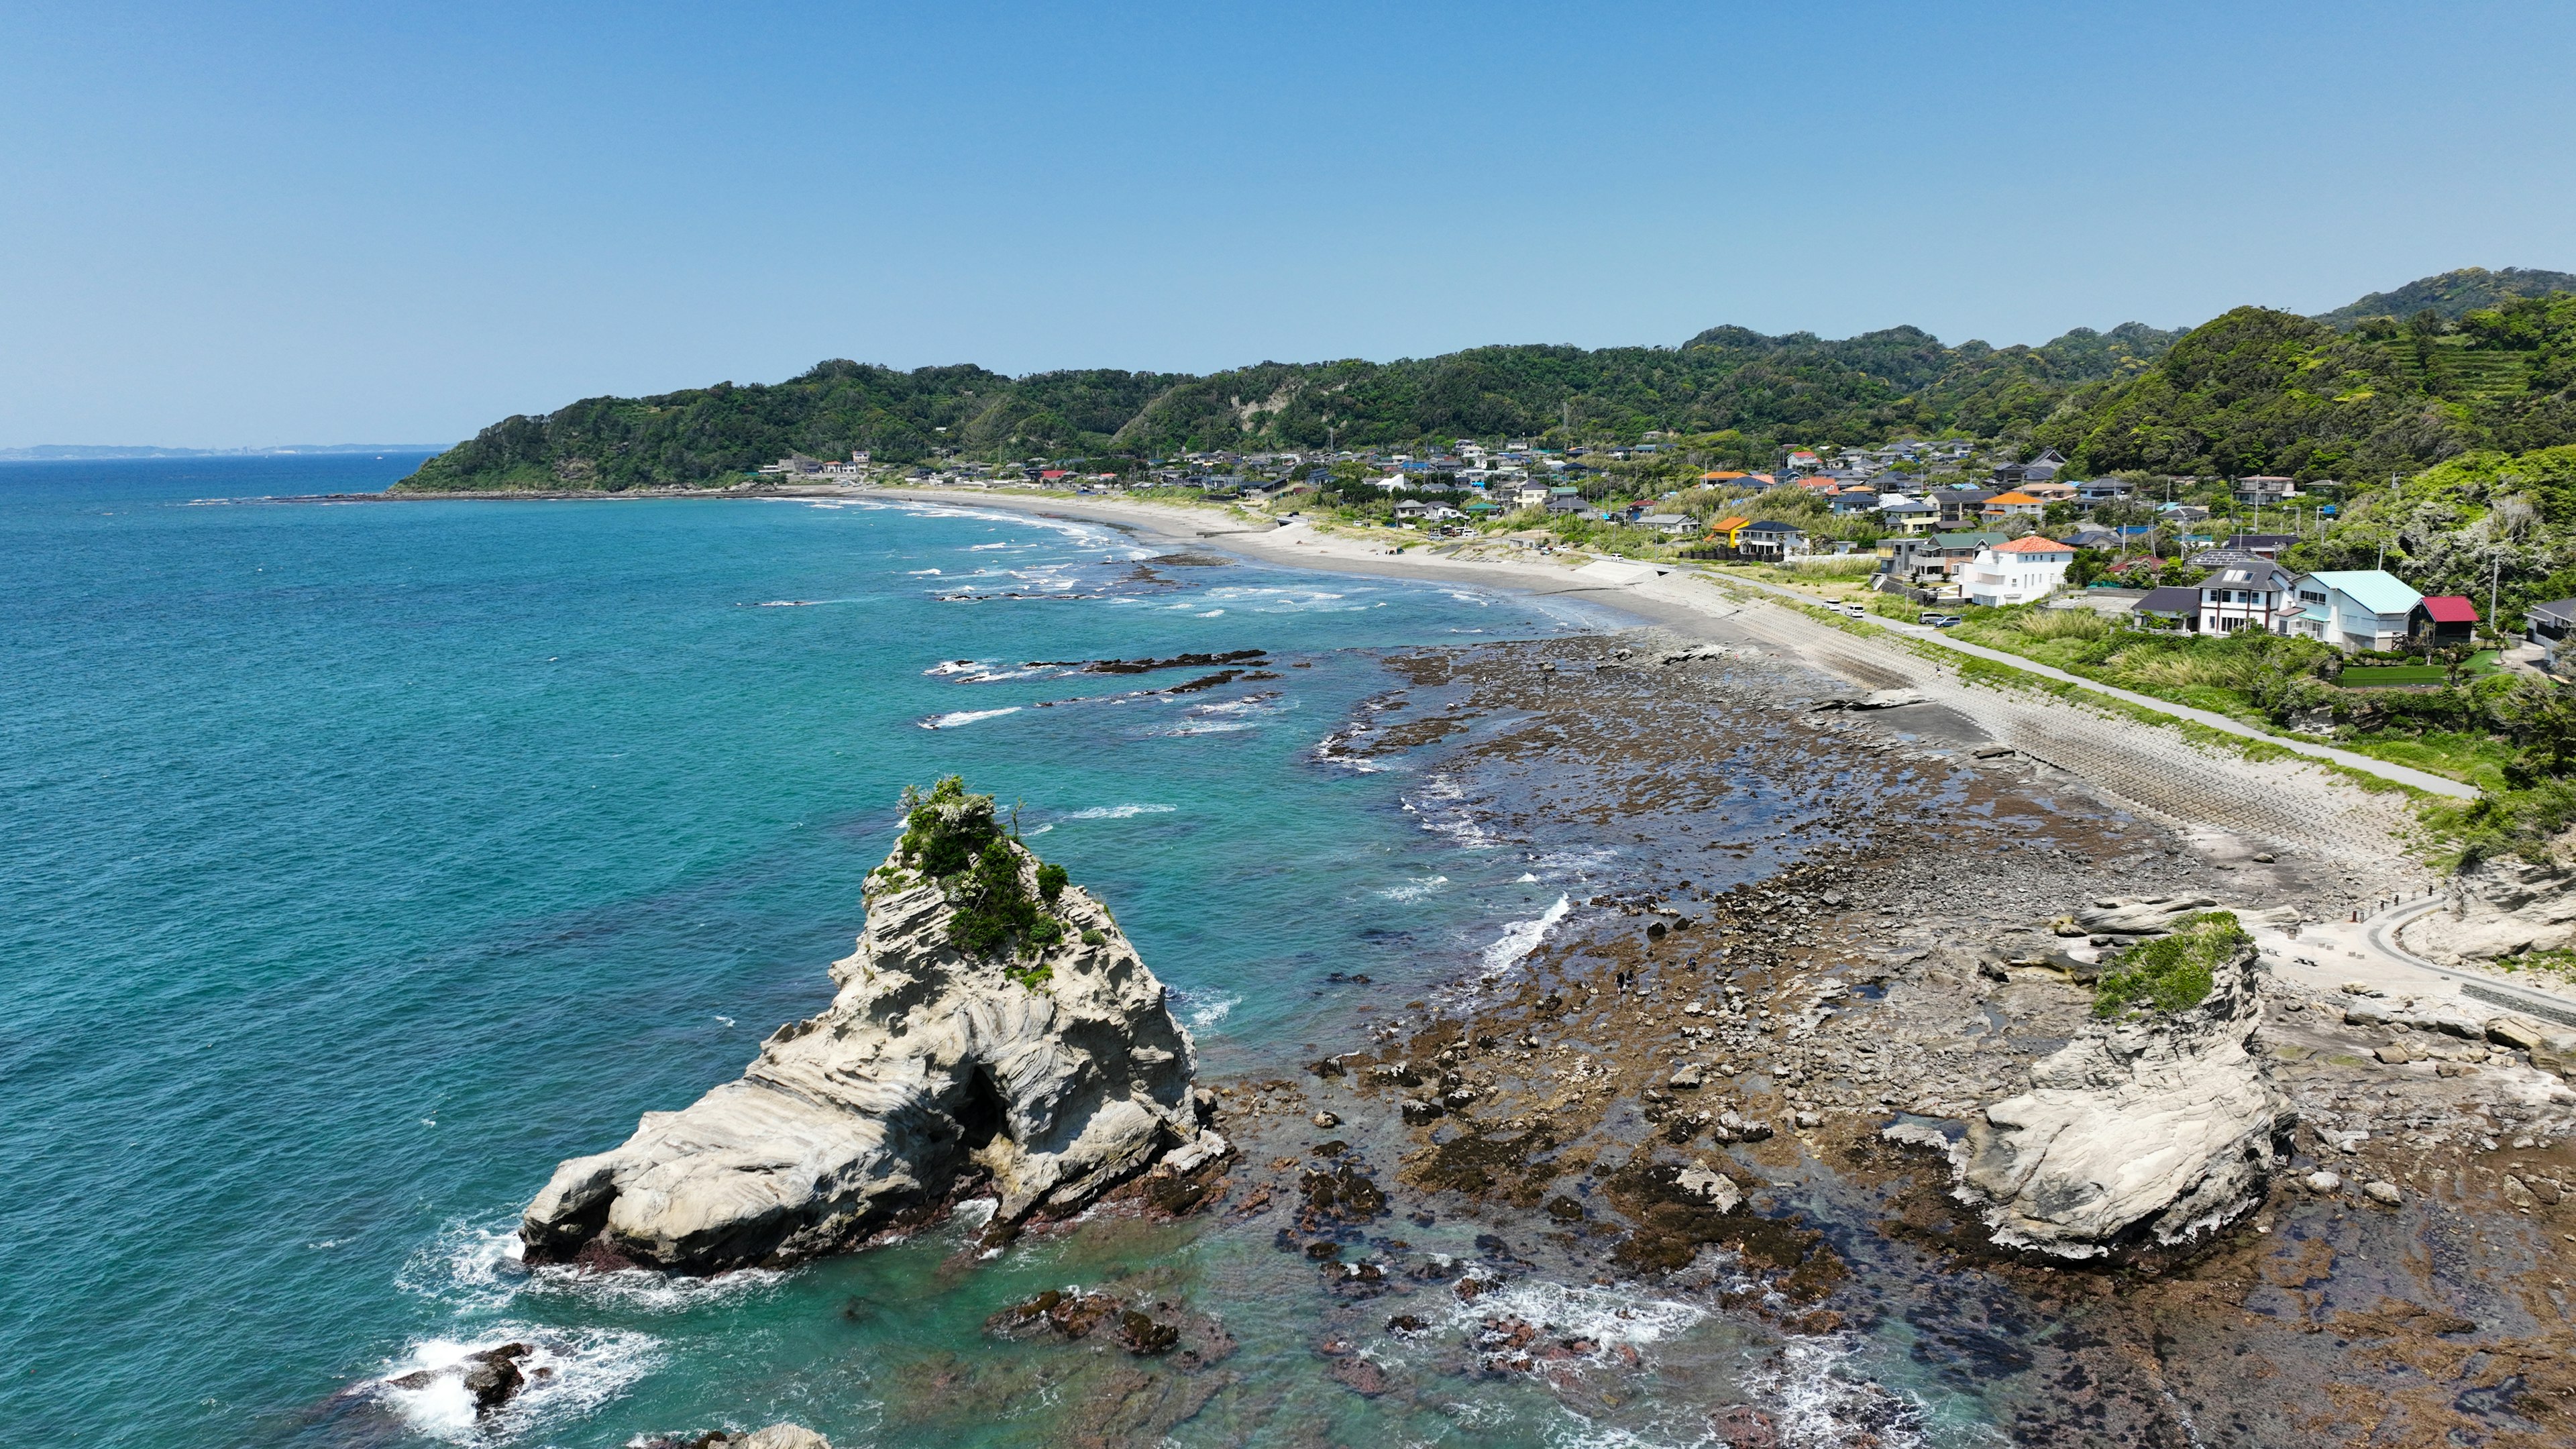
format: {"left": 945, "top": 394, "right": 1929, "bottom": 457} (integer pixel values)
{"left": 2287, "top": 570, "right": 2423, "bottom": 651}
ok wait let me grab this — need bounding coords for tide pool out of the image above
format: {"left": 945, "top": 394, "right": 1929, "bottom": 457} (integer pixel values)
{"left": 1, "top": 458, "right": 1633, "bottom": 1446}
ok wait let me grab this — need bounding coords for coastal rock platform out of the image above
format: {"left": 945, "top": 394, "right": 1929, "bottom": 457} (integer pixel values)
{"left": 521, "top": 843, "right": 1208, "bottom": 1273}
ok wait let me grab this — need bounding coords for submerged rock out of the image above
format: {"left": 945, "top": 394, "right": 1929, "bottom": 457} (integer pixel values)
{"left": 521, "top": 830, "right": 1206, "bottom": 1273}
{"left": 1889, "top": 931, "right": 2290, "bottom": 1260}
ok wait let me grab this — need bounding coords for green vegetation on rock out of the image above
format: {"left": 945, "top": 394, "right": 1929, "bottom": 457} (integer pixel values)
{"left": 2093, "top": 912, "right": 2249, "bottom": 1016}
{"left": 891, "top": 775, "right": 1079, "bottom": 967}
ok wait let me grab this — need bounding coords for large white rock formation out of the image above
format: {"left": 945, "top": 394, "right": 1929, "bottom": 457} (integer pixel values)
{"left": 2409, "top": 853, "right": 2576, "bottom": 965}
{"left": 521, "top": 843, "right": 1209, "bottom": 1273}
{"left": 1891, "top": 931, "right": 2290, "bottom": 1260}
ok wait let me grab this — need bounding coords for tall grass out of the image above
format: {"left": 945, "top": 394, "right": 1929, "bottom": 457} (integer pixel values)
{"left": 1780, "top": 557, "right": 1882, "bottom": 580}
{"left": 2018, "top": 608, "right": 2112, "bottom": 641}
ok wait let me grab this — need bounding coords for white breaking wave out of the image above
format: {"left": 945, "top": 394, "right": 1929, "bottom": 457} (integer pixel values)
{"left": 1440, "top": 1277, "right": 1705, "bottom": 1350}
{"left": 1062, "top": 804, "right": 1176, "bottom": 820}
{"left": 1483, "top": 896, "right": 1570, "bottom": 974}
{"left": 1380, "top": 875, "right": 1450, "bottom": 902}
{"left": 1152, "top": 720, "right": 1255, "bottom": 735}
{"left": 1753, "top": 1335, "right": 1931, "bottom": 1449}
{"left": 923, "top": 659, "right": 984, "bottom": 676}
{"left": 920, "top": 707, "right": 1021, "bottom": 729}
{"left": 371, "top": 1324, "right": 661, "bottom": 1444}
{"left": 1533, "top": 845, "right": 1622, "bottom": 877}
{"left": 398, "top": 1221, "right": 788, "bottom": 1316}
{"left": 1185, "top": 991, "right": 1242, "bottom": 1028}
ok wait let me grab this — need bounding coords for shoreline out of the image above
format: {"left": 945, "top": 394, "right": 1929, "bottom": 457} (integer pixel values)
{"left": 310, "top": 480, "right": 2549, "bottom": 1010}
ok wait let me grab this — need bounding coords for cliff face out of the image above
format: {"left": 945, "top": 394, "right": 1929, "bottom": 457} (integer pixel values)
{"left": 2416, "top": 853, "right": 2576, "bottom": 965}
{"left": 1893, "top": 938, "right": 2290, "bottom": 1260}
{"left": 521, "top": 843, "right": 1208, "bottom": 1273}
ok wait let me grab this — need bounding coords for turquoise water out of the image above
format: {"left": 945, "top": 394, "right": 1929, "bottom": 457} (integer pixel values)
{"left": 2, "top": 459, "right": 1635, "bottom": 1447}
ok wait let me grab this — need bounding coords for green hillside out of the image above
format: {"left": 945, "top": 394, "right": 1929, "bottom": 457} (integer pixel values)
{"left": 2034, "top": 291, "right": 2576, "bottom": 480}
{"left": 2314, "top": 266, "right": 2576, "bottom": 329}
{"left": 397, "top": 323, "right": 2181, "bottom": 492}
{"left": 400, "top": 266, "right": 2576, "bottom": 494}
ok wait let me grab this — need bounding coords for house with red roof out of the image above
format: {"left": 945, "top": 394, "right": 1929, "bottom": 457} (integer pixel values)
{"left": 1963, "top": 535, "right": 2076, "bottom": 606}
{"left": 2414, "top": 594, "right": 2480, "bottom": 647}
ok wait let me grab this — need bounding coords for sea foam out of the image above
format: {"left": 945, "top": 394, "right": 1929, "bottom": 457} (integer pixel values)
{"left": 1482, "top": 896, "right": 1570, "bottom": 975}
{"left": 920, "top": 707, "right": 1021, "bottom": 729}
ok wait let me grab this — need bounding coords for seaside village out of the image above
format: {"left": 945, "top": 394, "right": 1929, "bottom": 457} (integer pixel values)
{"left": 762, "top": 438, "right": 2575, "bottom": 679}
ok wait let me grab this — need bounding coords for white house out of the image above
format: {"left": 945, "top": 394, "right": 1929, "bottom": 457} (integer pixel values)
{"left": 2196, "top": 561, "right": 2300, "bottom": 635}
{"left": 2288, "top": 570, "right": 2423, "bottom": 651}
{"left": 1962, "top": 536, "right": 2076, "bottom": 606}
{"left": 1632, "top": 513, "right": 1695, "bottom": 536}
{"left": 1512, "top": 481, "right": 1554, "bottom": 508}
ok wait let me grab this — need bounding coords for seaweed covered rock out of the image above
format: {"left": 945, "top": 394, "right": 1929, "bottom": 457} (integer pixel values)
{"left": 522, "top": 778, "right": 1211, "bottom": 1273}
{"left": 1890, "top": 913, "right": 2290, "bottom": 1260}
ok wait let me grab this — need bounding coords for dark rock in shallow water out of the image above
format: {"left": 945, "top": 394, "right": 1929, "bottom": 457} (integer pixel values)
{"left": 458, "top": 1343, "right": 529, "bottom": 1413}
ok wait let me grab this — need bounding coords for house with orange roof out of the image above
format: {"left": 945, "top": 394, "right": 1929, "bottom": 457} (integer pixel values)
{"left": 1701, "top": 470, "right": 1750, "bottom": 484}
{"left": 1980, "top": 490, "right": 2049, "bottom": 520}
{"left": 1962, "top": 535, "right": 2076, "bottom": 606}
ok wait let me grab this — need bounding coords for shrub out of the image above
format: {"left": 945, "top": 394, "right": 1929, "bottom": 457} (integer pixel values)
{"left": 949, "top": 838, "right": 1039, "bottom": 958}
{"left": 898, "top": 775, "right": 1001, "bottom": 879}
{"left": 1036, "top": 862, "right": 1069, "bottom": 904}
{"left": 2092, "top": 912, "right": 2249, "bottom": 1016}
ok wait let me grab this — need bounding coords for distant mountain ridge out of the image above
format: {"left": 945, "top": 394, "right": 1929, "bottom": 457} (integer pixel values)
{"left": 2313, "top": 266, "right": 2576, "bottom": 328}
{"left": 392, "top": 266, "right": 2573, "bottom": 492}
{"left": 398, "top": 323, "right": 2183, "bottom": 491}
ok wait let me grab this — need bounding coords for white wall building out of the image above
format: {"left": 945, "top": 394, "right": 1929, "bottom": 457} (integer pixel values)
{"left": 1962, "top": 536, "right": 2076, "bottom": 606}
{"left": 2287, "top": 570, "right": 2423, "bottom": 650}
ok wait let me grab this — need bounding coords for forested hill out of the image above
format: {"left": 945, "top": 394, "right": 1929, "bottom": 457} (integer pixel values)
{"left": 2034, "top": 291, "right": 2576, "bottom": 480}
{"left": 2312, "top": 267, "right": 2576, "bottom": 329}
{"left": 398, "top": 266, "right": 2576, "bottom": 493}
{"left": 396, "top": 323, "right": 2180, "bottom": 491}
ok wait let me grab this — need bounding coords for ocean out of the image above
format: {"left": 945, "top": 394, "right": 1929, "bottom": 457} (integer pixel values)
{"left": 2, "top": 457, "right": 1682, "bottom": 1448}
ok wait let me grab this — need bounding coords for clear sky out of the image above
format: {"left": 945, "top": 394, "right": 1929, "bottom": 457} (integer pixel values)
{"left": 5, "top": 0, "right": 2573, "bottom": 447}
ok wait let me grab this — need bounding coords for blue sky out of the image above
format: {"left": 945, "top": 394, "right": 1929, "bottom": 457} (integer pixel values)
{"left": 5, "top": 1, "right": 2573, "bottom": 447}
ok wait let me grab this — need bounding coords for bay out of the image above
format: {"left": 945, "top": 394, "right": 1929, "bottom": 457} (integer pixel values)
{"left": 0, "top": 457, "right": 1632, "bottom": 1447}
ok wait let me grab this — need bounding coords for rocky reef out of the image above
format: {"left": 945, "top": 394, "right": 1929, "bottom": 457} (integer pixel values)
{"left": 1892, "top": 915, "right": 2292, "bottom": 1259}
{"left": 522, "top": 779, "right": 1214, "bottom": 1273}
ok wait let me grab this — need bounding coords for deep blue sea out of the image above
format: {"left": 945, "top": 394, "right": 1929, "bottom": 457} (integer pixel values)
{"left": 3, "top": 458, "right": 1650, "bottom": 1447}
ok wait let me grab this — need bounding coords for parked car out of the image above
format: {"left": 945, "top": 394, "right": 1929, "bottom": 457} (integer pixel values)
{"left": 1919, "top": 612, "right": 1962, "bottom": 627}
{"left": 1833, "top": 602, "right": 1868, "bottom": 619}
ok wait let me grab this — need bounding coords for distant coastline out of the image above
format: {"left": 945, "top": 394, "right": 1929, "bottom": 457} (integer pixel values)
{"left": 0, "top": 443, "right": 447, "bottom": 462}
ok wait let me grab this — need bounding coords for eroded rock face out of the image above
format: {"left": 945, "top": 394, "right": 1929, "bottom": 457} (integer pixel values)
{"left": 2413, "top": 854, "right": 2576, "bottom": 965}
{"left": 521, "top": 844, "right": 1207, "bottom": 1273}
{"left": 1892, "top": 938, "right": 2290, "bottom": 1260}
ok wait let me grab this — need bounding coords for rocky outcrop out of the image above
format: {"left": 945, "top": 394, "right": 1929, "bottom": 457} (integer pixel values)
{"left": 521, "top": 841, "right": 1212, "bottom": 1273}
{"left": 1890, "top": 934, "right": 2290, "bottom": 1260}
{"left": 2072, "top": 896, "right": 2300, "bottom": 936}
{"left": 2410, "top": 853, "right": 2576, "bottom": 965}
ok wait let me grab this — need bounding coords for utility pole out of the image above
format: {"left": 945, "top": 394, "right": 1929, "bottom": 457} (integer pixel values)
{"left": 2491, "top": 555, "right": 2502, "bottom": 640}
